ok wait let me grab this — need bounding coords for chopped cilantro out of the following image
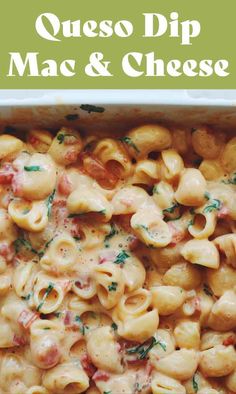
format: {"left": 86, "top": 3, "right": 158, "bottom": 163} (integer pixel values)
{"left": 37, "top": 282, "right": 54, "bottom": 311}
{"left": 203, "top": 283, "right": 213, "bottom": 296}
{"left": 203, "top": 199, "right": 221, "bottom": 213}
{"left": 24, "top": 165, "right": 42, "bottom": 172}
{"left": 104, "top": 224, "right": 118, "bottom": 244}
{"left": 103, "top": 391, "right": 112, "bottom": 394}
{"left": 21, "top": 292, "right": 32, "bottom": 301}
{"left": 119, "top": 136, "right": 140, "bottom": 154}
{"left": 114, "top": 250, "right": 129, "bottom": 265}
{"left": 152, "top": 184, "right": 159, "bottom": 194}
{"left": 80, "top": 104, "right": 105, "bottom": 113}
{"left": 192, "top": 374, "right": 199, "bottom": 393}
{"left": 65, "top": 114, "right": 79, "bottom": 121}
{"left": 222, "top": 173, "right": 236, "bottom": 185}
{"left": 204, "top": 192, "right": 211, "bottom": 200}
{"left": 75, "top": 315, "right": 88, "bottom": 335}
{"left": 23, "top": 208, "right": 30, "bottom": 215}
{"left": 111, "top": 322, "right": 118, "bottom": 331}
{"left": 14, "top": 238, "right": 39, "bottom": 256}
{"left": 57, "top": 132, "right": 78, "bottom": 144}
{"left": 54, "top": 312, "right": 62, "bottom": 318}
{"left": 43, "top": 327, "right": 51, "bottom": 330}
{"left": 68, "top": 213, "right": 84, "bottom": 218}
{"left": 126, "top": 336, "right": 166, "bottom": 360}
{"left": 108, "top": 282, "right": 118, "bottom": 292}
{"left": 46, "top": 189, "right": 56, "bottom": 217}
{"left": 165, "top": 215, "right": 182, "bottom": 223}
{"left": 163, "top": 202, "right": 179, "bottom": 214}
{"left": 188, "top": 218, "right": 194, "bottom": 228}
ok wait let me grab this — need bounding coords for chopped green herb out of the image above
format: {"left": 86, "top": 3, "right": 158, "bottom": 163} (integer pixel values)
{"left": 68, "top": 213, "right": 84, "bottom": 218}
{"left": 80, "top": 104, "right": 105, "bottom": 114}
{"left": 108, "top": 282, "right": 118, "bottom": 292}
{"left": 165, "top": 215, "right": 182, "bottom": 223}
{"left": 43, "top": 327, "right": 51, "bottom": 330}
{"left": 204, "top": 192, "right": 211, "bottom": 200}
{"left": 46, "top": 189, "right": 56, "bottom": 217}
{"left": 80, "top": 104, "right": 105, "bottom": 113}
{"left": 192, "top": 374, "right": 199, "bottom": 393}
{"left": 37, "top": 282, "right": 54, "bottom": 311}
{"left": 23, "top": 208, "right": 30, "bottom": 215}
{"left": 203, "top": 199, "right": 221, "bottom": 213}
{"left": 73, "top": 236, "right": 81, "bottom": 241}
{"left": 222, "top": 173, "right": 236, "bottom": 185}
{"left": 163, "top": 202, "right": 179, "bottom": 214}
{"left": 111, "top": 322, "right": 118, "bottom": 331}
{"left": 152, "top": 184, "right": 159, "bottom": 194}
{"left": 21, "top": 292, "right": 32, "bottom": 301}
{"left": 114, "top": 250, "right": 129, "bottom": 265}
{"left": 193, "top": 158, "right": 202, "bottom": 166}
{"left": 99, "top": 209, "right": 106, "bottom": 215}
{"left": 188, "top": 218, "right": 194, "bottom": 228}
{"left": 189, "top": 208, "right": 195, "bottom": 215}
{"left": 203, "top": 284, "right": 213, "bottom": 296}
{"left": 45, "top": 238, "right": 54, "bottom": 249}
{"left": 24, "top": 165, "right": 42, "bottom": 172}
{"left": 14, "top": 238, "right": 39, "bottom": 256}
{"left": 75, "top": 315, "right": 88, "bottom": 335}
{"left": 65, "top": 114, "right": 79, "bottom": 121}
{"left": 104, "top": 224, "right": 118, "bottom": 244}
{"left": 54, "top": 312, "right": 62, "bottom": 318}
{"left": 57, "top": 133, "right": 78, "bottom": 144}
{"left": 103, "top": 391, "right": 112, "bottom": 394}
{"left": 127, "top": 336, "right": 166, "bottom": 360}
{"left": 119, "top": 136, "right": 140, "bottom": 154}
{"left": 134, "top": 383, "right": 142, "bottom": 392}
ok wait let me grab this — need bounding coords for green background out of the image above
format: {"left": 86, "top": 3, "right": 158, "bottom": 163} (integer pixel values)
{"left": 1, "top": 0, "right": 235, "bottom": 88}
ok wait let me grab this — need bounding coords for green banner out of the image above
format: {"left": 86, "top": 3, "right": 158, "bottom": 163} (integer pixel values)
{"left": 1, "top": 0, "right": 236, "bottom": 88}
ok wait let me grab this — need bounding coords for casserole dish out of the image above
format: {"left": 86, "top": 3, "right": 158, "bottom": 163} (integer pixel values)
{"left": 0, "top": 89, "right": 235, "bottom": 394}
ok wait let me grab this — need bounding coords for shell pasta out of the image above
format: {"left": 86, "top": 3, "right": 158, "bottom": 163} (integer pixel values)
{"left": 0, "top": 125, "right": 235, "bottom": 394}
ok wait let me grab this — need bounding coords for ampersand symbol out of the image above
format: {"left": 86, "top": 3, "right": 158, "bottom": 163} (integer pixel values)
{"left": 85, "top": 52, "right": 113, "bottom": 77}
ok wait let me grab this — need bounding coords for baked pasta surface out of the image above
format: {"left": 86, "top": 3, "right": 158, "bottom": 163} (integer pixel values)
{"left": 0, "top": 125, "right": 235, "bottom": 394}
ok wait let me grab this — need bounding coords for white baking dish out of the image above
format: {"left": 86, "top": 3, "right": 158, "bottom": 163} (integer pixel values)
{"left": 0, "top": 90, "right": 236, "bottom": 132}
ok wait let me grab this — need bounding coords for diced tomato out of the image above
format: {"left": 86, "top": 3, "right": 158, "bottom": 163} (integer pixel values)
{"left": 13, "top": 334, "right": 27, "bottom": 347}
{"left": 81, "top": 153, "right": 118, "bottom": 188}
{"left": 60, "top": 280, "right": 73, "bottom": 294}
{"left": 0, "top": 164, "right": 15, "bottom": 185}
{"left": 168, "top": 222, "right": 185, "bottom": 245}
{"left": 38, "top": 342, "right": 60, "bottom": 368}
{"left": 192, "top": 296, "right": 201, "bottom": 313}
{"left": 0, "top": 243, "right": 14, "bottom": 262}
{"left": 145, "top": 361, "right": 153, "bottom": 376}
{"left": 64, "top": 310, "right": 73, "bottom": 326}
{"left": 98, "top": 250, "right": 117, "bottom": 264}
{"left": 64, "top": 149, "right": 78, "bottom": 163}
{"left": 12, "top": 172, "right": 23, "bottom": 197}
{"left": 128, "top": 236, "right": 139, "bottom": 251}
{"left": 217, "top": 206, "right": 230, "bottom": 219}
{"left": 18, "top": 309, "right": 39, "bottom": 329}
{"left": 74, "top": 277, "right": 90, "bottom": 289}
{"left": 115, "top": 215, "right": 132, "bottom": 233}
{"left": 223, "top": 335, "right": 235, "bottom": 346}
{"left": 92, "top": 370, "right": 110, "bottom": 382}
{"left": 58, "top": 173, "right": 73, "bottom": 196}
{"left": 29, "top": 136, "right": 39, "bottom": 145}
{"left": 81, "top": 353, "right": 97, "bottom": 377}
